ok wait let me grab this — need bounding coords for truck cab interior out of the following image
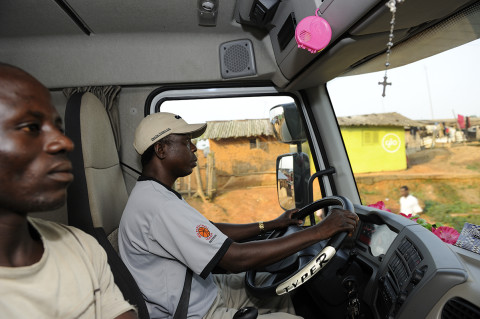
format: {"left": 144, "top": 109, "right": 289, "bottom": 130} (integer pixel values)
{"left": 2, "top": 0, "right": 480, "bottom": 318}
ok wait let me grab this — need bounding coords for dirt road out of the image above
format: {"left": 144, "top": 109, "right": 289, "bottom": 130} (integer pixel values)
{"left": 186, "top": 144, "right": 480, "bottom": 223}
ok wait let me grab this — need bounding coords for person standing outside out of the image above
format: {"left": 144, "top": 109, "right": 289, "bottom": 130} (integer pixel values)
{"left": 399, "top": 185, "right": 423, "bottom": 215}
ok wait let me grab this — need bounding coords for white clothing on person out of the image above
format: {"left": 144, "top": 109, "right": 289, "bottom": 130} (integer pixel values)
{"left": 400, "top": 194, "right": 423, "bottom": 214}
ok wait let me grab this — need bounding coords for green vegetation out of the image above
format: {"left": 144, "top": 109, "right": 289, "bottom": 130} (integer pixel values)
{"left": 466, "top": 163, "right": 480, "bottom": 171}
{"left": 359, "top": 189, "right": 378, "bottom": 196}
{"left": 424, "top": 200, "right": 480, "bottom": 232}
{"left": 432, "top": 183, "right": 462, "bottom": 202}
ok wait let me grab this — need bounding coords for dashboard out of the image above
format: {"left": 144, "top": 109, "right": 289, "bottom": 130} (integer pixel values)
{"left": 353, "top": 207, "right": 473, "bottom": 318}
{"left": 304, "top": 206, "right": 477, "bottom": 319}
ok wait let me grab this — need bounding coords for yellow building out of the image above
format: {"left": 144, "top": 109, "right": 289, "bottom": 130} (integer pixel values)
{"left": 338, "top": 113, "right": 423, "bottom": 173}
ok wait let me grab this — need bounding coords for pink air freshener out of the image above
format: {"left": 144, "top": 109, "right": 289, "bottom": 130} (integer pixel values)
{"left": 295, "top": 9, "right": 332, "bottom": 53}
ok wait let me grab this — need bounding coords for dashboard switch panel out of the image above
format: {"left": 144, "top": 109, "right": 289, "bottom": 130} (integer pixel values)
{"left": 376, "top": 238, "right": 424, "bottom": 318}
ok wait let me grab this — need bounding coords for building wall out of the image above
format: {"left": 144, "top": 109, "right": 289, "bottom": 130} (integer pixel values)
{"left": 341, "top": 126, "right": 406, "bottom": 173}
{"left": 210, "top": 136, "right": 290, "bottom": 176}
{"left": 174, "top": 137, "right": 290, "bottom": 195}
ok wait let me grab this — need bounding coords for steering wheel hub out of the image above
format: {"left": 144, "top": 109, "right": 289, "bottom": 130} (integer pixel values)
{"left": 276, "top": 246, "right": 336, "bottom": 295}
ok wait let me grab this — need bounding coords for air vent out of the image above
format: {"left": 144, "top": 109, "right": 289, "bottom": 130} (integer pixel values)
{"left": 389, "top": 253, "right": 409, "bottom": 288}
{"left": 442, "top": 297, "right": 480, "bottom": 319}
{"left": 398, "top": 238, "right": 422, "bottom": 271}
{"left": 277, "top": 13, "right": 296, "bottom": 51}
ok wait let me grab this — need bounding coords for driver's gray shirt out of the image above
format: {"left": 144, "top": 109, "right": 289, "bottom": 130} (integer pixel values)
{"left": 119, "top": 177, "right": 233, "bottom": 319}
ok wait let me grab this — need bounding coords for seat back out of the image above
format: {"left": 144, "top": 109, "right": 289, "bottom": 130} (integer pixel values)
{"left": 65, "top": 92, "right": 149, "bottom": 319}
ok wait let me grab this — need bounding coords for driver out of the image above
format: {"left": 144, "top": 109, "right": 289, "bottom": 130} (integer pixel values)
{"left": 119, "top": 112, "right": 359, "bottom": 319}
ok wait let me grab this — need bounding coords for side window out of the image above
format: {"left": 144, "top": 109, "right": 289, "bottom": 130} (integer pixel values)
{"left": 156, "top": 95, "right": 317, "bottom": 223}
{"left": 363, "top": 131, "right": 379, "bottom": 145}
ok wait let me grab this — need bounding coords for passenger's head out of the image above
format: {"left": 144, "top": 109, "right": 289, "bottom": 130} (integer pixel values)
{"left": 0, "top": 63, "right": 74, "bottom": 214}
{"left": 400, "top": 185, "right": 409, "bottom": 197}
{"left": 134, "top": 112, "right": 206, "bottom": 168}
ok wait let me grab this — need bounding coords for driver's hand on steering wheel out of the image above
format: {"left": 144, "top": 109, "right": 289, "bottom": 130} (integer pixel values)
{"left": 273, "top": 208, "right": 303, "bottom": 229}
{"left": 315, "top": 208, "right": 359, "bottom": 239}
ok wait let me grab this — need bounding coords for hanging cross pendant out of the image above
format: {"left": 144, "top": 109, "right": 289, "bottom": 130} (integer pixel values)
{"left": 378, "top": 0, "right": 404, "bottom": 97}
{"left": 378, "top": 75, "right": 392, "bottom": 97}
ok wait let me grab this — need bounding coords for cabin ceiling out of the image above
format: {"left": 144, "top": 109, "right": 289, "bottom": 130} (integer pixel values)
{"left": 1, "top": 0, "right": 479, "bottom": 90}
{"left": 0, "top": 0, "right": 243, "bottom": 37}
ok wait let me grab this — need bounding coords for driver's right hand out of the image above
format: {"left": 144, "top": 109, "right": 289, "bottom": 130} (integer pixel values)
{"left": 313, "top": 208, "right": 359, "bottom": 240}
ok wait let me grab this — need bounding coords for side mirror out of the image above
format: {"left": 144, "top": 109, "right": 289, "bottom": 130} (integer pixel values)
{"left": 269, "top": 103, "right": 307, "bottom": 144}
{"left": 276, "top": 153, "right": 310, "bottom": 210}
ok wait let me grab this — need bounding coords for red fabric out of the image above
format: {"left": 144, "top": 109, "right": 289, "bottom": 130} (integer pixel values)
{"left": 458, "top": 114, "right": 466, "bottom": 129}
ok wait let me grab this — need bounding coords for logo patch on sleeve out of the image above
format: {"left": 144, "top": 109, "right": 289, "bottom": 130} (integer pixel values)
{"left": 196, "top": 224, "right": 213, "bottom": 240}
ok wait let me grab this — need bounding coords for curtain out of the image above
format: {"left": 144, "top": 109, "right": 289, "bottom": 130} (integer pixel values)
{"left": 63, "top": 86, "right": 122, "bottom": 151}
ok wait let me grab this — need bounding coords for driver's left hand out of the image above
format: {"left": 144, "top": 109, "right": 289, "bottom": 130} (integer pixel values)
{"left": 273, "top": 209, "right": 303, "bottom": 229}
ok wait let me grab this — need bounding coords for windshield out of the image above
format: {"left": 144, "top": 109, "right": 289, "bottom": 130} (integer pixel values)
{"left": 327, "top": 38, "right": 480, "bottom": 233}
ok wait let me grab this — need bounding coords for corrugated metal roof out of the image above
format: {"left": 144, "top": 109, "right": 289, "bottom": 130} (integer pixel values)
{"left": 200, "top": 113, "right": 426, "bottom": 140}
{"left": 201, "top": 119, "right": 273, "bottom": 140}
{"left": 337, "top": 112, "right": 424, "bottom": 127}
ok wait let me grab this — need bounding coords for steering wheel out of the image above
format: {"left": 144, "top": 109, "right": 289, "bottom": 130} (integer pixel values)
{"left": 245, "top": 196, "right": 354, "bottom": 297}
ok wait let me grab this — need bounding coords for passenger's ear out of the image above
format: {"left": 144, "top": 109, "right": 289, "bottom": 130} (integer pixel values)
{"left": 154, "top": 142, "right": 167, "bottom": 160}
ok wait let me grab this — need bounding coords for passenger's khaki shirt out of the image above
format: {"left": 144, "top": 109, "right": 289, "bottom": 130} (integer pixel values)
{"left": 0, "top": 217, "right": 135, "bottom": 319}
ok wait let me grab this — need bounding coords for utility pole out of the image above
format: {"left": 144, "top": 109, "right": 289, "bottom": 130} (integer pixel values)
{"left": 424, "top": 65, "right": 434, "bottom": 120}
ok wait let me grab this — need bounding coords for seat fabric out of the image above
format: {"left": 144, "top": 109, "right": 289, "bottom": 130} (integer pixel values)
{"left": 65, "top": 92, "right": 149, "bottom": 319}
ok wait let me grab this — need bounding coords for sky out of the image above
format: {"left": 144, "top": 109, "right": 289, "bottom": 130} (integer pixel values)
{"left": 162, "top": 96, "right": 294, "bottom": 124}
{"left": 328, "top": 38, "right": 480, "bottom": 120}
{"left": 163, "top": 38, "right": 480, "bottom": 123}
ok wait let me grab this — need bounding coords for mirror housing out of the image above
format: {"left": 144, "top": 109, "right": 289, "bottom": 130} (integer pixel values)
{"left": 276, "top": 152, "right": 310, "bottom": 210}
{"left": 270, "top": 103, "right": 307, "bottom": 144}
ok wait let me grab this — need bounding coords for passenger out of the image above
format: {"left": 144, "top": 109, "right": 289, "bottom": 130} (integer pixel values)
{"left": 399, "top": 185, "right": 423, "bottom": 215}
{"left": 0, "top": 63, "right": 137, "bottom": 319}
{"left": 119, "top": 112, "right": 359, "bottom": 319}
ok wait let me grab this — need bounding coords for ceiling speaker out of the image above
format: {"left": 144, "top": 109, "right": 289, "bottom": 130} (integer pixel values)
{"left": 220, "top": 39, "right": 256, "bottom": 79}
